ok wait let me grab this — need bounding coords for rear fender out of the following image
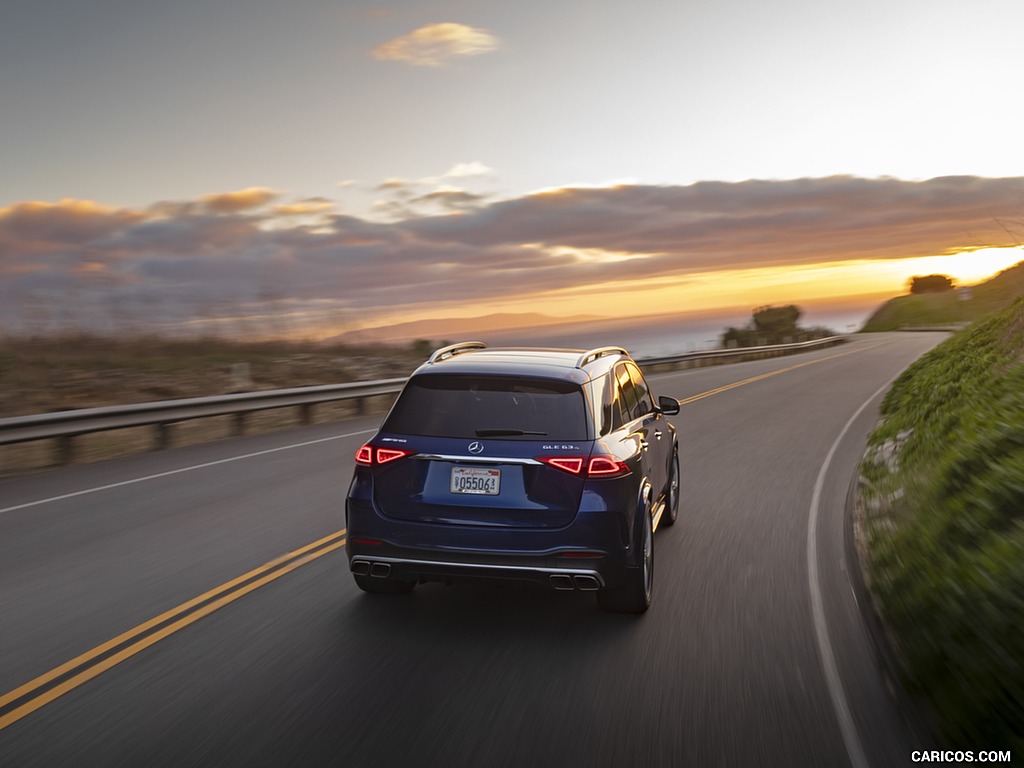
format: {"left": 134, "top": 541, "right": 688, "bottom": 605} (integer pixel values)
{"left": 626, "top": 478, "right": 652, "bottom": 568}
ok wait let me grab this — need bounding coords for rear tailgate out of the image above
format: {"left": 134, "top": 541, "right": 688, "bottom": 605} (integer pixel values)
{"left": 372, "top": 437, "right": 590, "bottom": 529}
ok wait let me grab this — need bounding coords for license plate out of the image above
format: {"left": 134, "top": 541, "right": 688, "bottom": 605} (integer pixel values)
{"left": 450, "top": 467, "right": 500, "bottom": 495}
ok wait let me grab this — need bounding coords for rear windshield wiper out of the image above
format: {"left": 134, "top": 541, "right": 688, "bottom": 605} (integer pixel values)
{"left": 475, "top": 428, "right": 548, "bottom": 437}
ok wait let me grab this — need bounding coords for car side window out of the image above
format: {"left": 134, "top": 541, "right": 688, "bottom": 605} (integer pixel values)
{"left": 608, "top": 378, "right": 626, "bottom": 431}
{"left": 627, "top": 363, "right": 652, "bottom": 417}
{"left": 590, "top": 376, "right": 615, "bottom": 436}
{"left": 615, "top": 364, "right": 639, "bottom": 426}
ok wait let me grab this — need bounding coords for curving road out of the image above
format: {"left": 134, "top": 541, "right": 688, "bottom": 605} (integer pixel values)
{"left": 0, "top": 332, "right": 945, "bottom": 767}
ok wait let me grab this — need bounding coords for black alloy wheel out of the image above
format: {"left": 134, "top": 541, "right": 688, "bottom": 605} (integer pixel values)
{"left": 661, "top": 449, "right": 680, "bottom": 527}
{"left": 597, "top": 497, "right": 653, "bottom": 614}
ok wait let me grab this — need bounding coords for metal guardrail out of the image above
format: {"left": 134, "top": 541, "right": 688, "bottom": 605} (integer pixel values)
{"left": 0, "top": 336, "right": 847, "bottom": 464}
{"left": 0, "top": 378, "right": 407, "bottom": 463}
{"left": 639, "top": 335, "right": 846, "bottom": 369}
{"left": 897, "top": 324, "right": 968, "bottom": 332}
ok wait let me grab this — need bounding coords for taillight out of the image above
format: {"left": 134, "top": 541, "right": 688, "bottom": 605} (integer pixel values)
{"left": 376, "top": 447, "right": 413, "bottom": 464}
{"left": 537, "top": 455, "right": 630, "bottom": 478}
{"left": 355, "top": 445, "right": 373, "bottom": 465}
{"left": 587, "top": 456, "right": 630, "bottom": 477}
{"left": 355, "top": 444, "right": 416, "bottom": 466}
{"left": 539, "top": 457, "right": 585, "bottom": 474}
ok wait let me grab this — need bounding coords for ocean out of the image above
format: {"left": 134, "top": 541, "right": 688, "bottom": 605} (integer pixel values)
{"left": 481, "top": 306, "right": 874, "bottom": 359}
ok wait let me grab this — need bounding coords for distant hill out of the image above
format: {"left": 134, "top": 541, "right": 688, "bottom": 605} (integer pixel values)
{"left": 861, "top": 259, "right": 1024, "bottom": 331}
{"left": 334, "top": 312, "right": 604, "bottom": 344}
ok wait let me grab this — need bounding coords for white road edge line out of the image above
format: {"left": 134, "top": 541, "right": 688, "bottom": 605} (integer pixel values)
{"left": 808, "top": 376, "right": 898, "bottom": 768}
{"left": 0, "top": 429, "right": 376, "bottom": 516}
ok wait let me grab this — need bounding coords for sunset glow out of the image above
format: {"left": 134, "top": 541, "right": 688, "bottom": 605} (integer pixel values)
{"left": 881, "top": 248, "right": 1024, "bottom": 285}
{"left": 2, "top": 179, "right": 1022, "bottom": 339}
{"left": 378, "top": 248, "right": 1024, "bottom": 329}
{"left": 2, "top": 1, "right": 1023, "bottom": 340}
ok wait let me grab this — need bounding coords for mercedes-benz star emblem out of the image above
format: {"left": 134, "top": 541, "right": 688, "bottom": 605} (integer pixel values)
{"left": 468, "top": 441, "right": 484, "bottom": 454}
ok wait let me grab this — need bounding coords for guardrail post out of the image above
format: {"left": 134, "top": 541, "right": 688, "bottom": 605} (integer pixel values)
{"left": 57, "top": 435, "right": 74, "bottom": 465}
{"left": 300, "top": 403, "right": 314, "bottom": 425}
{"left": 354, "top": 397, "right": 366, "bottom": 416}
{"left": 233, "top": 412, "right": 246, "bottom": 436}
{"left": 156, "top": 423, "right": 173, "bottom": 451}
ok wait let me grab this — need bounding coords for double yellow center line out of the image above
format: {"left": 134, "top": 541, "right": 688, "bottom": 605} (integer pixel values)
{"left": 0, "top": 530, "right": 347, "bottom": 731}
{"left": 676, "top": 344, "right": 880, "bottom": 406}
{"left": 0, "top": 339, "right": 884, "bottom": 732}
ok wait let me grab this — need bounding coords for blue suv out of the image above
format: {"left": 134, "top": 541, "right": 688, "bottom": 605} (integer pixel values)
{"left": 345, "top": 342, "right": 680, "bottom": 613}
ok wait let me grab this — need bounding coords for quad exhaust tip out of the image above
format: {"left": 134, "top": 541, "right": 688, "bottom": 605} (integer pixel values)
{"left": 351, "top": 560, "right": 392, "bottom": 578}
{"left": 550, "top": 574, "right": 575, "bottom": 591}
{"left": 550, "top": 573, "right": 602, "bottom": 591}
{"left": 573, "top": 575, "right": 601, "bottom": 591}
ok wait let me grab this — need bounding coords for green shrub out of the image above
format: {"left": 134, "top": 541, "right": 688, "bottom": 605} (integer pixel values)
{"left": 864, "top": 298, "right": 1024, "bottom": 750}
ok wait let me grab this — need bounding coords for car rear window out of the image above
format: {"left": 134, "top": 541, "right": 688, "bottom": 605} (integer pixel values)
{"left": 383, "top": 374, "right": 589, "bottom": 440}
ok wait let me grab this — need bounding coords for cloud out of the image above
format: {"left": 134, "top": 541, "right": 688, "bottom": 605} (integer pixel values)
{"left": 371, "top": 163, "right": 495, "bottom": 193}
{"left": 369, "top": 166, "right": 495, "bottom": 219}
{"left": 370, "top": 187, "right": 489, "bottom": 220}
{"left": 272, "top": 198, "right": 336, "bottom": 216}
{"left": 2, "top": 176, "right": 1022, "bottom": 337}
{"left": 371, "top": 23, "right": 499, "bottom": 67}
{"left": 404, "top": 176, "right": 1024, "bottom": 270}
{"left": 376, "top": 178, "right": 415, "bottom": 192}
{"left": 200, "top": 187, "right": 280, "bottom": 213}
{"left": 412, "top": 188, "right": 488, "bottom": 211}
{"left": 444, "top": 161, "right": 493, "bottom": 178}
{"left": 0, "top": 199, "right": 143, "bottom": 247}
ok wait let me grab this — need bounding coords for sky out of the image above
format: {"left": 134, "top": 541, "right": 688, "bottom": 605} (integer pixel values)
{"left": 2, "top": 0, "right": 1024, "bottom": 339}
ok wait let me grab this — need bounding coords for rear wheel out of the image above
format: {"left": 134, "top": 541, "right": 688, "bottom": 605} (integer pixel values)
{"left": 597, "top": 504, "right": 653, "bottom": 614}
{"left": 660, "top": 449, "right": 680, "bottom": 528}
{"left": 354, "top": 575, "right": 416, "bottom": 595}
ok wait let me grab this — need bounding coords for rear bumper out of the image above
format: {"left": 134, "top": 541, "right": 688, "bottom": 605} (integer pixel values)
{"left": 345, "top": 470, "right": 641, "bottom": 590}
{"left": 349, "top": 554, "right": 605, "bottom": 591}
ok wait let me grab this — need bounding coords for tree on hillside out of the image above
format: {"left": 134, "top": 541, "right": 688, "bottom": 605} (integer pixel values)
{"left": 720, "top": 304, "right": 831, "bottom": 348}
{"left": 752, "top": 304, "right": 801, "bottom": 336}
{"left": 909, "top": 274, "right": 956, "bottom": 294}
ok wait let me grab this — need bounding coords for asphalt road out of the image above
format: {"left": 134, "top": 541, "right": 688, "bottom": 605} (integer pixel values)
{"left": 0, "top": 332, "right": 947, "bottom": 767}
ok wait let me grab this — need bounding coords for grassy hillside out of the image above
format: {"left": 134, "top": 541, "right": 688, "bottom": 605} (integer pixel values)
{"left": 860, "top": 297, "right": 1024, "bottom": 749}
{"left": 861, "top": 259, "right": 1024, "bottom": 331}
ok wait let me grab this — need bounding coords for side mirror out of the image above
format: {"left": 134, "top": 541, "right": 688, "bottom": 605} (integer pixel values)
{"left": 657, "top": 395, "right": 680, "bottom": 416}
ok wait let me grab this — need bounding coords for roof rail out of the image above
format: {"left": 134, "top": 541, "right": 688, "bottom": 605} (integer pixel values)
{"left": 574, "top": 346, "right": 628, "bottom": 368}
{"left": 427, "top": 341, "right": 487, "bottom": 364}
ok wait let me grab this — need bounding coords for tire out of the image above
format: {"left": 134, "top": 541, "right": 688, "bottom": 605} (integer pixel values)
{"left": 354, "top": 575, "right": 415, "bottom": 595}
{"left": 660, "top": 449, "right": 680, "bottom": 528}
{"left": 597, "top": 502, "right": 653, "bottom": 614}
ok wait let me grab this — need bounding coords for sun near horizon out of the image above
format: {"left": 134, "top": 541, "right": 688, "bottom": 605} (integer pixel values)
{"left": 349, "top": 246, "right": 1024, "bottom": 335}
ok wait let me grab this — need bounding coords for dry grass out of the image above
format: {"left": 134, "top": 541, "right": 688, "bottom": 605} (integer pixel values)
{"left": 0, "top": 335, "right": 417, "bottom": 475}
{"left": 0, "top": 335, "right": 421, "bottom": 417}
